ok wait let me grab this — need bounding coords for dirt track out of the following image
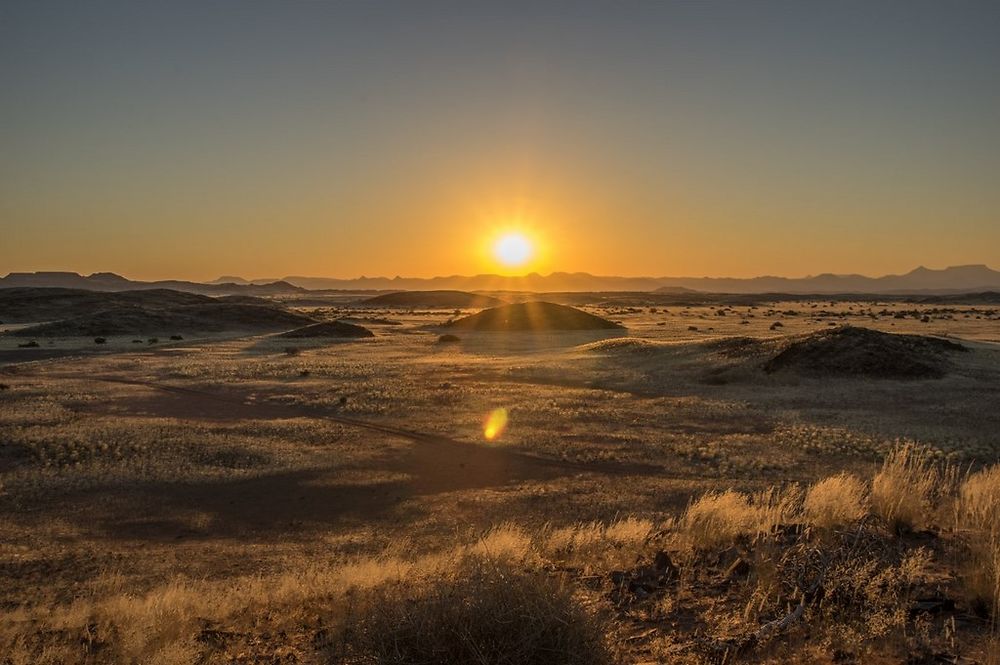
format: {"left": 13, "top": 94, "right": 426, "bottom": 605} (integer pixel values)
{"left": 12, "top": 372, "right": 662, "bottom": 540}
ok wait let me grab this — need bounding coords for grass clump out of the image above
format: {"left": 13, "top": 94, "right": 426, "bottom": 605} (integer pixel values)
{"left": 542, "top": 517, "right": 654, "bottom": 570}
{"left": 680, "top": 486, "right": 801, "bottom": 550}
{"left": 872, "top": 444, "right": 946, "bottom": 533}
{"left": 957, "top": 465, "right": 1000, "bottom": 621}
{"left": 332, "top": 558, "right": 611, "bottom": 665}
{"left": 803, "top": 472, "right": 868, "bottom": 529}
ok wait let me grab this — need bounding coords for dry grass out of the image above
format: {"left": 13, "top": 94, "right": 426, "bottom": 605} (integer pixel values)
{"left": 468, "top": 523, "right": 536, "bottom": 563}
{"left": 957, "top": 465, "right": 1000, "bottom": 623}
{"left": 803, "top": 472, "right": 868, "bottom": 529}
{"left": 5, "top": 463, "right": 1000, "bottom": 663}
{"left": 959, "top": 465, "right": 1000, "bottom": 533}
{"left": 680, "top": 485, "right": 801, "bottom": 550}
{"left": 0, "top": 523, "right": 626, "bottom": 665}
{"left": 330, "top": 557, "right": 611, "bottom": 665}
{"left": 872, "top": 444, "right": 948, "bottom": 533}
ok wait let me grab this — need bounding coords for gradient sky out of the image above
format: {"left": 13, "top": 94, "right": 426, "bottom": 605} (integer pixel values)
{"left": 2, "top": 1, "right": 999, "bottom": 281}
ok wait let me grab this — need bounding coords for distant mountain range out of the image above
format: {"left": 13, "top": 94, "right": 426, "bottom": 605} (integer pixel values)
{"left": 219, "top": 265, "right": 1000, "bottom": 294}
{"left": 3, "top": 265, "right": 1000, "bottom": 295}
{"left": 0, "top": 271, "right": 307, "bottom": 296}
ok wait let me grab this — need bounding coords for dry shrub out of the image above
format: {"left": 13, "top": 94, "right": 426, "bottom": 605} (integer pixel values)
{"left": 957, "top": 465, "right": 1000, "bottom": 621}
{"left": 681, "top": 486, "right": 801, "bottom": 550}
{"left": 803, "top": 473, "right": 867, "bottom": 529}
{"left": 331, "top": 557, "right": 611, "bottom": 665}
{"left": 872, "top": 444, "right": 945, "bottom": 533}
{"left": 744, "top": 522, "right": 933, "bottom": 655}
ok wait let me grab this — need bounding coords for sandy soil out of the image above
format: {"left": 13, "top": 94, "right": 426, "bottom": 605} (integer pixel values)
{"left": 1, "top": 300, "right": 998, "bottom": 662}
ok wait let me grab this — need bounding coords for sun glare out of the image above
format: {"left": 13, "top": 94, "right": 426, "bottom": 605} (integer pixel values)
{"left": 483, "top": 408, "right": 509, "bottom": 441}
{"left": 493, "top": 233, "right": 533, "bottom": 267}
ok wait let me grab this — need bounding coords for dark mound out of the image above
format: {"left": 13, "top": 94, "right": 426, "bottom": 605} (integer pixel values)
{"left": 446, "top": 302, "right": 624, "bottom": 332}
{"left": 437, "top": 333, "right": 461, "bottom": 343}
{"left": 361, "top": 290, "right": 505, "bottom": 308}
{"left": 279, "top": 320, "right": 374, "bottom": 339}
{"left": 340, "top": 316, "right": 402, "bottom": 326}
{"left": 708, "top": 336, "right": 770, "bottom": 359}
{"left": 8, "top": 303, "right": 315, "bottom": 337}
{"left": 213, "top": 294, "right": 271, "bottom": 305}
{"left": 763, "top": 326, "right": 967, "bottom": 379}
{"left": 0, "top": 287, "right": 213, "bottom": 322}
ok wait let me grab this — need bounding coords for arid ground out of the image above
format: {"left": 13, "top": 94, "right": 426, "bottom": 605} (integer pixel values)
{"left": 2, "top": 293, "right": 1000, "bottom": 664}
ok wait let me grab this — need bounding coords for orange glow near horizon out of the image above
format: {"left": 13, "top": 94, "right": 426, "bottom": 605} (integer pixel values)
{"left": 3, "top": 5, "right": 999, "bottom": 281}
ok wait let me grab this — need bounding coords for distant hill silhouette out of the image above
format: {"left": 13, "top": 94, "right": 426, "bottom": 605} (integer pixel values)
{"left": 224, "top": 265, "right": 1000, "bottom": 294}
{"left": 0, "top": 272, "right": 305, "bottom": 296}
{"left": 4, "top": 265, "right": 1000, "bottom": 295}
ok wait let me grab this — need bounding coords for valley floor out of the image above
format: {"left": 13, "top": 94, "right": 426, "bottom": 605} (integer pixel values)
{"left": 2, "top": 303, "right": 999, "bottom": 663}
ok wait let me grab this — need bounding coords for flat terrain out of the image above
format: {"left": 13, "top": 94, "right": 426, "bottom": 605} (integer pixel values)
{"left": 2, "top": 296, "right": 999, "bottom": 663}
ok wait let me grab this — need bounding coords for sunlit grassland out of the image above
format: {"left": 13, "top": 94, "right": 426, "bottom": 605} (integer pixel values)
{"left": 1, "top": 302, "right": 999, "bottom": 663}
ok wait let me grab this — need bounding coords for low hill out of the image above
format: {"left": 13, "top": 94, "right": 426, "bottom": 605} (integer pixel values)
{"left": 7, "top": 303, "right": 314, "bottom": 337}
{"left": 763, "top": 326, "right": 967, "bottom": 379}
{"left": 278, "top": 321, "right": 374, "bottom": 339}
{"left": 445, "top": 302, "right": 624, "bottom": 332}
{"left": 360, "top": 290, "right": 506, "bottom": 308}
{"left": 0, "top": 287, "right": 213, "bottom": 322}
{"left": 906, "top": 291, "right": 1000, "bottom": 305}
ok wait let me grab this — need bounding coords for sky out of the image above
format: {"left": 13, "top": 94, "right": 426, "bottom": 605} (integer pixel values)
{"left": 2, "top": 1, "right": 999, "bottom": 281}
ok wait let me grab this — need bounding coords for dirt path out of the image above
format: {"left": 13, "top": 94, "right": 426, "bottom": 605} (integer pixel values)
{"left": 81, "top": 374, "right": 662, "bottom": 475}
{"left": 14, "top": 372, "right": 663, "bottom": 540}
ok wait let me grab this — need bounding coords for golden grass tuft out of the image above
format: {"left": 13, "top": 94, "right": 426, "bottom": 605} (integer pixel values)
{"left": 680, "top": 485, "right": 801, "bottom": 550}
{"left": 957, "top": 464, "right": 1000, "bottom": 622}
{"left": 872, "top": 444, "right": 944, "bottom": 533}
{"left": 803, "top": 473, "right": 868, "bottom": 529}
{"left": 469, "top": 523, "right": 535, "bottom": 563}
{"left": 959, "top": 465, "right": 1000, "bottom": 534}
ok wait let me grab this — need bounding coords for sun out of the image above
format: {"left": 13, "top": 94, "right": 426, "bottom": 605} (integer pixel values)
{"left": 493, "top": 232, "right": 533, "bottom": 267}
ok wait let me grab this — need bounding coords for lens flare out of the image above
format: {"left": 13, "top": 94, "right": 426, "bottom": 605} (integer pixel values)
{"left": 483, "top": 407, "right": 509, "bottom": 441}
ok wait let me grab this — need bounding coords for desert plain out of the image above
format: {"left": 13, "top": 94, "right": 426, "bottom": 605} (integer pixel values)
{"left": 2, "top": 289, "right": 1000, "bottom": 664}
